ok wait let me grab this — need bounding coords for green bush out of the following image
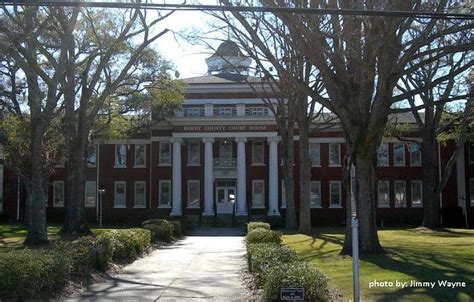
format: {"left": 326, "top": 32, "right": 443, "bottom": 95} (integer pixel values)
{"left": 247, "top": 243, "right": 297, "bottom": 277}
{"left": 262, "top": 262, "right": 329, "bottom": 302}
{"left": 142, "top": 219, "right": 173, "bottom": 243}
{"left": 247, "top": 221, "right": 271, "bottom": 233}
{"left": 169, "top": 220, "right": 183, "bottom": 238}
{"left": 98, "top": 228, "right": 151, "bottom": 263}
{"left": 0, "top": 249, "right": 69, "bottom": 300}
{"left": 55, "top": 236, "right": 112, "bottom": 278}
{"left": 246, "top": 228, "right": 282, "bottom": 246}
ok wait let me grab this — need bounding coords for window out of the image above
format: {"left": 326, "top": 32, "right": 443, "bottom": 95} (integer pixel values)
{"left": 469, "top": 178, "right": 474, "bottom": 207}
{"left": 220, "top": 141, "right": 233, "bottom": 159}
{"left": 377, "top": 143, "right": 389, "bottom": 166}
{"left": 114, "top": 181, "right": 126, "bottom": 208}
{"left": 53, "top": 181, "right": 64, "bottom": 207}
{"left": 85, "top": 181, "right": 96, "bottom": 207}
{"left": 252, "top": 180, "right": 265, "bottom": 208}
{"left": 159, "top": 142, "right": 171, "bottom": 165}
{"left": 411, "top": 181, "right": 423, "bottom": 207}
{"left": 309, "top": 143, "right": 321, "bottom": 166}
{"left": 134, "top": 144, "right": 146, "bottom": 167}
{"left": 252, "top": 142, "right": 265, "bottom": 165}
{"left": 187, "top": 180, "right": 200, "bottom": 208}
{"left": 394, "top": 181, "right": 406, "bottom": 207}
{"left": 183, "top": 107, "right": 204, "bottom": 117}
{"left": 159, "top": 180, "right": 171, "bottom": 207}
{"left": 87, "top": 145, "right": 96, "bottom": 167}
{"left": 188, "top": 142, "right": 200, "bottom": 165}
{"left": 377, "top": 181, "right": 390, "bottom": 208}
{"left": 393, "top": 143, "right": 405, "bottom": 166}
{"left": 410, "top": 143, "right": 421, "bottom": 166}
{"left": 281, "top": 180, "right": 286, "bottom": 209}
{"left": 134, "top": 181, "right": 146, "bottom": 208}
{"left": 329, "top": 181, "right": 341, "bottom": 207}
{"left": 115, "top": 144, "right": 127, "bottom": 167}
{"left": 469, "top": 142, "right": 474, "bottom": 163}
{"left": 310, "top": 181, "right": 321, "bottom": 208}
{"left": 329, "top": 144, "right": 341, "bottom": 166}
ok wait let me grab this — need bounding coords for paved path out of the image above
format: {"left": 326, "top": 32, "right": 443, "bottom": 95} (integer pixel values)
{"left": 69, "top": 228, "right": 249, "bottom": 301}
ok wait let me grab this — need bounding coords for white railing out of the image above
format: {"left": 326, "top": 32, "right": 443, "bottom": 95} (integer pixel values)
{"left": 245, "top": 106, "right": 269, "bottom": 116}
{"left": 214, "top": 158, "right": 237, "bottom": 167}
{"left": 213, "top": 107, "right": 237, "bottom": 117}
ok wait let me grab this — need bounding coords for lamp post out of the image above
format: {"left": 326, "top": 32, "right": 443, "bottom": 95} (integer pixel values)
{"left": 98, "top": 189, "right": 105, "bottom": 228}
{"left": 350, "top": 164, "right": 360, "bottom": 302}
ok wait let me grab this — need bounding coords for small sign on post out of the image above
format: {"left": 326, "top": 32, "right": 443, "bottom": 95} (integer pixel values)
{"left": 280, "top": 288, "right": 304, "bottom": 301}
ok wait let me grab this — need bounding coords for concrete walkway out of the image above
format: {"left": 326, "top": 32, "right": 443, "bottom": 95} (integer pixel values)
{"left": 69, "top": 228, "right": 249, "bottom": 301}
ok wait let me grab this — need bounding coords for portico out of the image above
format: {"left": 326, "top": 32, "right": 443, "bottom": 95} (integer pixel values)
{"left": 167, "top": 132, "right": 280, "bottom": 217}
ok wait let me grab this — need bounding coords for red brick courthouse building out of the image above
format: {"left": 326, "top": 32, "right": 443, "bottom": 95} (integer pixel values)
{"left": 1, "top": 41, "right": 473, "bottom": 227}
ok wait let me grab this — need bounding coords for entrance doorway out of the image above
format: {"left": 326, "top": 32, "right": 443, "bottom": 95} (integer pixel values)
{"left": 215, "top": 180, "right": 236, "bottom": 214}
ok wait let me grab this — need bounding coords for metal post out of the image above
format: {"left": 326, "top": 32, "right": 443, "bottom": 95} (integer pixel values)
{"left": 350, "top": 164, "right": 360, "bottom": 302}
{"left": 98, "top": 189, "right": 105, "bottom": 228}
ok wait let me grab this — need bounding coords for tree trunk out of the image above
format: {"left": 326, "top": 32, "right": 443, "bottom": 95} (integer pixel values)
{"left": 298, "top": 121, "right": 312, "bottom": 234}
{"left": 340, "top": 149, "right": 353, "bottom": 254}
{"left": 282, "top": 126, "right": 297, "bottom": 229}
{"left": 24, "top": 137, "right": 48, "bottom": 246}
{"left": 421, "top": 136, "right": 441, "bottom": 228}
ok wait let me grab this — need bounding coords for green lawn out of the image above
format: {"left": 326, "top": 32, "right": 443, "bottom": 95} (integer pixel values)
{"left": 283, "top": 228, "right": 474, "bottom": 302}
{"left": 0, "top": 224, "right": 113, "bottom": 250}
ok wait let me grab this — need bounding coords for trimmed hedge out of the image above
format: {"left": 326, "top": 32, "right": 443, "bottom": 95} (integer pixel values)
{"left": 262, "top": 262, "right": 330, "bottom": 302}
{"left": 97, "top": 228, "right": 151, "bottom": 264}
{"left": 246, "top": 228, "right": 282, "bottom": 246}
{"left": 247, "top": 243, "right": 297, "bottom": 277}
{"left": 169, "top": 220, "right": 183, "bottom": 238}
{"left": 0, "top": 249, "right": 69, "bottom": 300}
{"left": 247, "top": 222, "right": 271, "bottom": 233}
{"left": 55, "top": 236, "right": 112, "bottom": 278}
{"left": 142, "top": 219, "right": 173, "bottom": 243}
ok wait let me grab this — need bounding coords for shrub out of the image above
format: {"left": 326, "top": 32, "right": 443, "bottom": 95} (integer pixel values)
{"left": 247, "top": 221, "right": 271, "bottom": 233}
{"left": 169, "top": 220, "right": 182, "bottom": 238}
{"left": 247, "top": 243, "right": 297, "bottom": 277}
{"left": 262, "top": 262, "right": 329, "bottom": 302}
{"left": 142, "top": 219, "right": 173, "bottom": 243}
{"left": 98, "top": 228, "right": 151, "bottom": 263}
{"left": 0, "top": 249, "right": 69, "bottom": 300}
{"left": 55, "top": 236, "right": 112, "bottom": 278}
{"left": 246, "top": 228, "right": 282, "bottom": 246}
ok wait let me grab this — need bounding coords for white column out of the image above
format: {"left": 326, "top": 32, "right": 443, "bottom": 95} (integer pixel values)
{"left": 456, "top": 146, "right": 466, "bottom": 212}
{"left": 236, "top": 137, "right": 247, "bottom": 215}
{"left": 170, "top": 138, "right": 183, "bottom": 216}
{"left": 203, "top": 138, "right": 215, "bottom": 215}
{"left": 268, "top": 137, "right": 280, "bottom": 216}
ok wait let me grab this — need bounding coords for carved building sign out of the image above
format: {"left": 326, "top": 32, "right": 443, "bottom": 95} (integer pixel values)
{"left": 175, "top": 125, "right": 276, "bottom": 132}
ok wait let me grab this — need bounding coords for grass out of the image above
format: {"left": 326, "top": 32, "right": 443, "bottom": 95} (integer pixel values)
{"left": 0, "top": 223, "right": 113, "bottom": 250}
{"left": 283, "top": 227, "right": 474, "bottom": 302}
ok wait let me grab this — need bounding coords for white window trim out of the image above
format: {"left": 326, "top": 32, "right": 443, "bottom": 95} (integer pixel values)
{"left": 469, "top": 178, "right": 474, "bottom": 207}
{"left": 394, "top": 180, "right": 407, "bottom": 208}
{"left": 280, "top": 180, "right": 286, "bottom": 209}
{"left": 134, "top": 181, "right": 146, "bottom": 208}
{"left": 158, "top": 142, "right": 172, "bottom": 166}
{"left": 411, "top": 180, "right": 423, "bottom": 208}
{"left": 187, "top": 142, "right": 201, "bottom": 166}
{"left": 114, "top": 181, "right": 127, "bottom": 208}
{"left": 329, "top": 181, "right": 342, "bottom": 208}
{"left": 114, "top": 144, "right": 127, "bottom": 168}
{"left": 309, "top": 143, "right": 322, "bottom": 167}
{"left": 87, "top": 145, "right": 97, "bottom": 167}
{"left": 393, "top": 143, "right": 406, "bottom": 167}
{"left": 252, "top": 180, "right": 266, "bottom": 209}
{"left": 377, "top": 180, "right": 390, "bottom": 208}
{"left": 134, "top": 144, "right": 147, "bottom": 168}
{"left": 187, "top": 180, "right": 200, "bottom": 208}
{"left": 377, "top": 143, "right": 389, "bottom": 167}
{"left": 328, "top": 143, "right": 342, "bottom": 167}
{"left": 84, "top": 180, "right": 97, "bottom": 208}
{"left": 53, "top": 181, "right": 64, "bottom": 207}
{"left": 310, "top": 181, "right": 322, "bottom": 208}
{"left": 158, "top": 180, "right": 172, "bottom": 208}
{"left": 252, "top": 141, "right": 265, "bottom": 166}
{"left": 409, "top": 143, "right": 422, "bottom": 167}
